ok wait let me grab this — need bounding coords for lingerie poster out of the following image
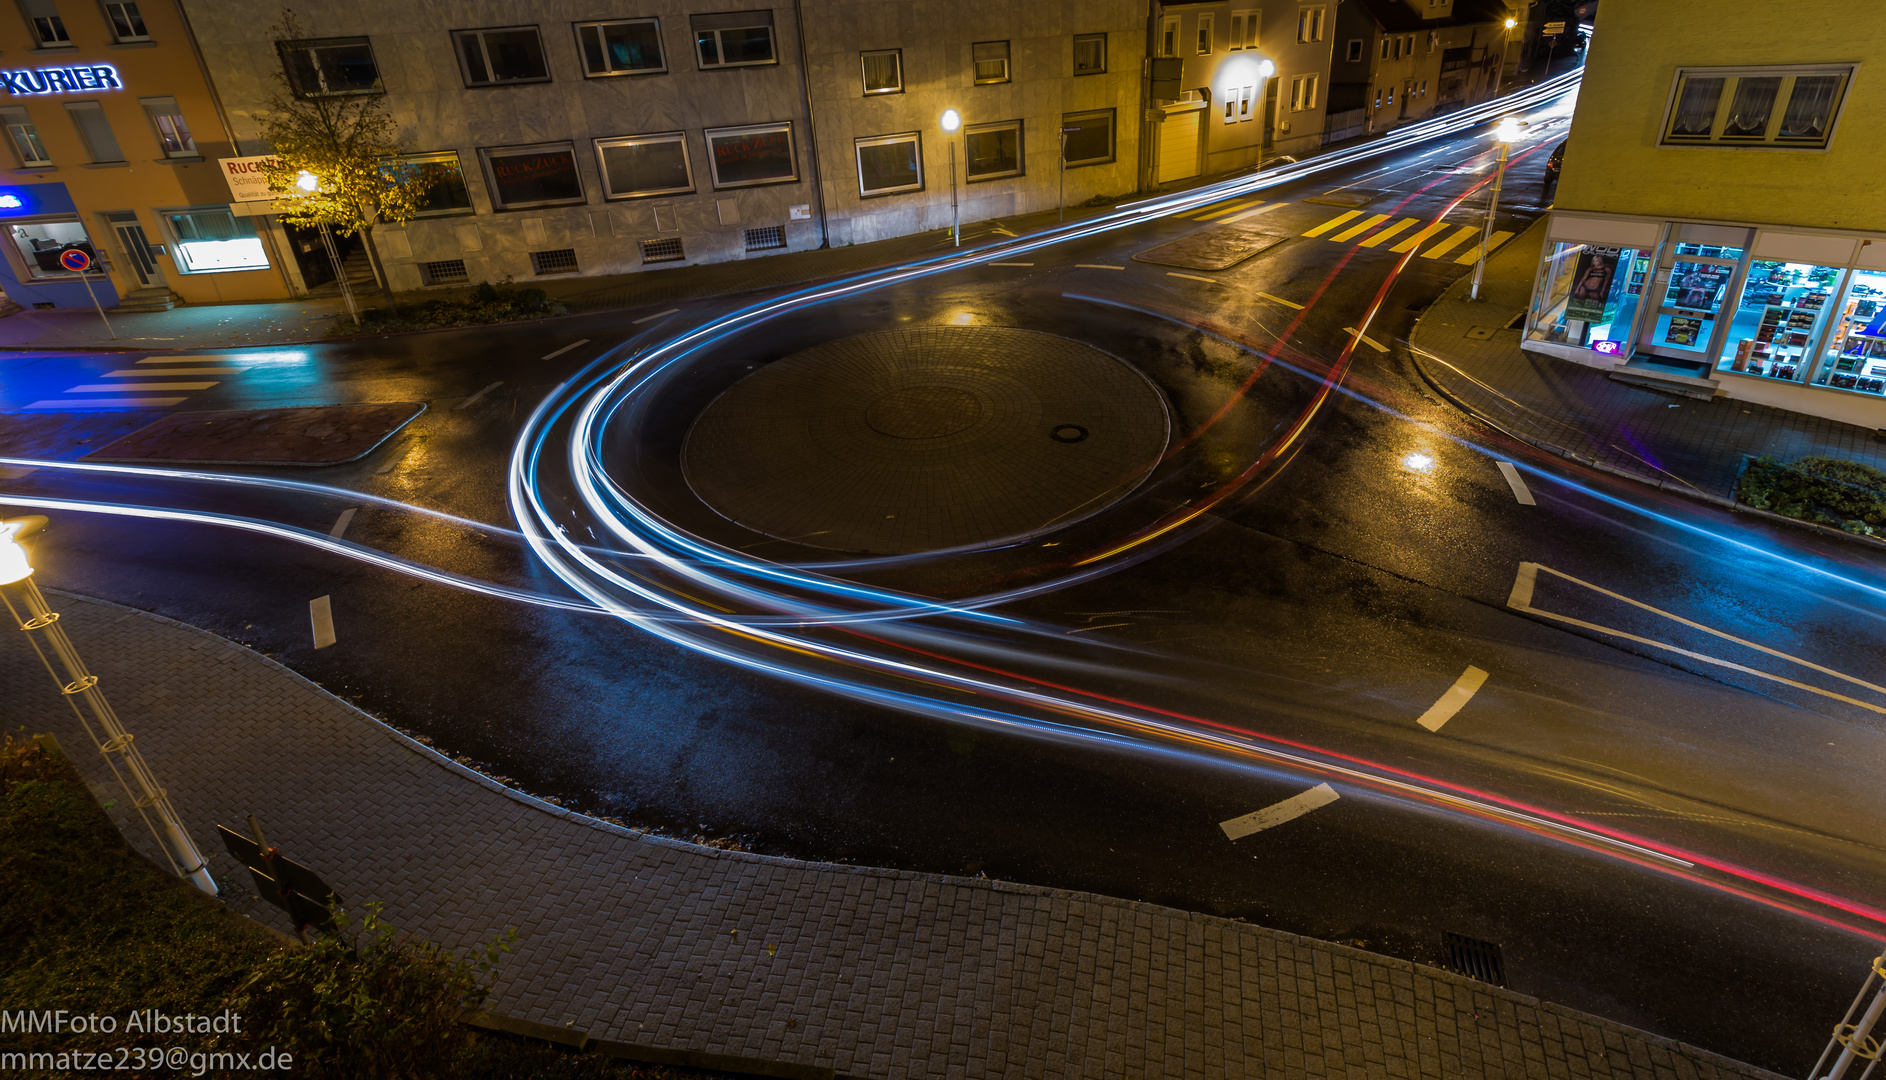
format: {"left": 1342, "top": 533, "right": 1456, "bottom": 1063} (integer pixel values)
{"left": 1564, "top": 246, "right": 1621, "bottom": 324}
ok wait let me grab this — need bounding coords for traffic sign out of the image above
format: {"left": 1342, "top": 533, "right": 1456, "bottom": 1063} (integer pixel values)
{"left": 1544, "top": 20, "right": 1566, "bottom": 34}
{"left": 58, "top": 247, "right": 89, "bottom": 272}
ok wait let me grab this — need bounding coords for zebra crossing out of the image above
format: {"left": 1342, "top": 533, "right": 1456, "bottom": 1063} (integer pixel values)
{"left": 23, "top": 353, "right": 252, "bottom": 410}
{"left": 1301, "top": 208, "right": 1514, "bottom": 264}
{"left": 1171, "top": 197, "right": 1278, "bottom": 224}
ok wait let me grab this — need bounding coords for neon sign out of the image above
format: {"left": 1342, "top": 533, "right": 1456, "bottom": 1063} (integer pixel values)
{"left": 0, "top": 66, "right": 121, "bottom": 95}
{"left": 0, "top": 195, "right": 20, "bottom": 209}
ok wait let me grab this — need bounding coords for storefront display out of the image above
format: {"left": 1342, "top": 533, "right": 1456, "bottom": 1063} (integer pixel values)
{"left": 1527, "top": 241, "right": 1648, "bottom": 353}
{"left": 1811, "top": 268, "right": 1886, "bottom": 396}
{"left": 7, "top": 219, "right": 100, "bottom": 279}
{"left": 1718, "top": 260, "right": 1844, "bottom": 382}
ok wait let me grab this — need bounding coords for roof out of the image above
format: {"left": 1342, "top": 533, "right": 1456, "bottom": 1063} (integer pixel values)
{"left": 1352, "top": 0, "right": 1518, "bottom": 33}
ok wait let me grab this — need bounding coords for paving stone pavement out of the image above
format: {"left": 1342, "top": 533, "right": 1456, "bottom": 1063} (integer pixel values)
{"left": 1, "top": 585, "right": 1790, "bottom": 1080}
{"left": 1408, "top": 220, "right": 1886, "bottom": 501}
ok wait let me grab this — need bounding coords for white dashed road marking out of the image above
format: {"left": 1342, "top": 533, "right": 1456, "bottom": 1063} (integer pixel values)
{"left": 328, "top": 508, "right": 357, "bottom": 539}
{"left": 456, "top": 381, "right": 502, "bottom": 410}
{"left": 64, "top": 382, "right": 218, "bottom": 392}
{"left": 310, "top": 595, "right": 336, "bottom": 649}
{"left": 1220, "top": 783, "right": 1340, "bottom": 840}
{"left": 541, "top": 338, "right": 591, "bottom": 359}
{"left": 632, "top": 308, "right": 680, "bottom": 325}
{"left": 1416, "top": 666, "right": 1489, "bottom": 732}
{"left": 1343, "top": 327, "right": 1388, "bottom": 353}
{"left": 101, "top": 367, "right": 245, "bottom": 377}
{"left": 25, "top": 397, "right": 185, "bottom": 409}
{"left": 1166, "top": 272, "right": 1219, "bottom": 284}
{"left": 1496, "top": 461, "right": 1536, "bottom": 505}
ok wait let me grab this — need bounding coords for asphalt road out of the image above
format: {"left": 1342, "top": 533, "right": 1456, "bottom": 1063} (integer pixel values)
{"left": 4, "top": 90, "right": 1882, "bottom": 1074}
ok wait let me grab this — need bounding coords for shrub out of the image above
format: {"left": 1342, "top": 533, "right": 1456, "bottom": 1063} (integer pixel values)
{"left": 331, "top": 282, "right": 567, "bottom": 336}
{"left": 1737, "top": 455, "right": 1886, "bottom": 535}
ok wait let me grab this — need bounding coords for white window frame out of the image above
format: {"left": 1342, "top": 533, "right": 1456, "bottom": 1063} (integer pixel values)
{"left": 139, "top": 96, "right": 194, "bottom": 158}
{"left": 159, "top": 205, "right": 270, "bottom": 275}
{"left": 478, "top": 141, "right": 587, "bottom": 209}
{"left": 1073, "top": 33, "right": 1106, "bottom": 75}
{"left": 1292, "top": 74, "right": 1319, "bottom": 112}
{"left": 1297, "top": 6, "right": 1324, "bottom": 43}
{"left": 1196, "top": 12, "right": 1214, "bottom": 55}
{"left": 853, "top": 131, "right": 923, "bottom": 197}
{"left": 973, "top": 40, "right": 1010, "bottom": 84}
{"left": 964, "top": 118, "right": 1024, "bottom": 181}
{"left": 278, "top": 35, "right": 383, "bottom": 97}
{"left": 593, "top": 132, "right": 694, "bottom": 199}
{"left": 0, "top": 106, "right": 50, "bottom": 166}
{"left": 1229, "top": 10, "right": 1258, "bottom": 50}
{"left": 1240, "top": 85, "right": 1254, "bottom": 121}
{"left": 103, "top": 1, "right": 149, "bottom": 43}
{"left": 1159, "top": 16, "right": 1179, "bottom": 58}
{"left": 575, "top": 18, "right": 667, "bottom": 77}
{"left": 861, "top": 48, "right": 903, "bottom": 95}
{"left": 693, "top": 14, "right": 776, "bottom": 69}
{"left": 1060, "top": 108, "right": 1115, "bottom": 168}
{"left": 24, "top": 0, "right": 69, "bottom": 48}
{"left": 454, "top": 26, "right": 552, "bottom": 87}
{"left": 1658, "top": 64, "right": 1855, "bottom": 151}
{"left": 394, "top": 150, "right": 476, "bottom": 217}
{"left": 703, "top": 121, "right": 798, "bottom": 189}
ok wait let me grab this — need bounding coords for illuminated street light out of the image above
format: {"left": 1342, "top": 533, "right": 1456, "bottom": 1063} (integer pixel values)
{"left": 1470, "top": 116, "right": 1528, "bottom": 301}
{"left": 941, "top": 110, "right": 961, "bottom": 247}
{"left": 0, "top": 517, "right": 217, "bottom": 896}
{"left": 291, "top": 169, "right": 360, "bottom": 326}
{"left": 1504, "top": 17, "right": 1517, "bottom": 28}
{"left": 295, "top": 169, "right": 319, "bottom": 192}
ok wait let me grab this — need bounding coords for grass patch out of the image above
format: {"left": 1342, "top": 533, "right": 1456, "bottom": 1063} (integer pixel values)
{"left": 0, "top": 733, "right": 736, "bottom": 1079}
{"left": 1737, "top": 455, "right": 1886, "bottom": 536}
{"left": 331, "top": 281, "right": 567, "bottom": 336}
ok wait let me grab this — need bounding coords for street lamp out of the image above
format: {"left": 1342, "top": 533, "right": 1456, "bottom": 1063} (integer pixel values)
{"left": 940, "top": 109, "right": 961, "bottom": 247}
{"left": 292, "top": 169, "right": 360, "bottom": 326}
{"left": 0, "top": 517, "right": 218, "bottom": 897}
{"left": 1470, "top": 116, "right": 1526, "bottom": 301}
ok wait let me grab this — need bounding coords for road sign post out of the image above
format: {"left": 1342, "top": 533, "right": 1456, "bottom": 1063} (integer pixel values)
{"left": 59, "top": 248, "right": 115, "bottom": 340}
{"left": 219, "top": 816, "right": 344, "bottom": 939}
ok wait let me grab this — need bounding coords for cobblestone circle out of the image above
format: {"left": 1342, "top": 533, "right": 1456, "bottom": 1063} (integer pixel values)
{"left": 681, "top": 326, "right": 1171, "bottom": 554}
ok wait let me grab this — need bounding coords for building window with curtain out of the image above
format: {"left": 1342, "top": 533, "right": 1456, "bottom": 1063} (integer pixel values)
{"left": 1661, "top": 66, "right": 1852, "bottom": 149}
{"left": 861, "top": 49, "right": 902, "bottom": 94}
{"left": 0, "top": 107, "right": 51, "bottom": 166}
{"left": 141, "top": 98, "right": 195, "bottom": 157}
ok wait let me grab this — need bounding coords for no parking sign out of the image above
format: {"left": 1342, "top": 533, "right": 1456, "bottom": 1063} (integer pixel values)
{"left": 58, "top": 247, "right": 89, "bottom": 272}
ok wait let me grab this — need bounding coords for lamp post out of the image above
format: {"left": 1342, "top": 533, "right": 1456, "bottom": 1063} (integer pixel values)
{"left": 940, "top": 110, "right": 961, "bottom": 247}
{"left": 297, "top": 170, "right": 360, "bottom": 326}
{"left": 1470, "top": 116, "right": 1526, "bottom": 301}
{"left": 0, "top": 517, "right": 218, "bottom": 897}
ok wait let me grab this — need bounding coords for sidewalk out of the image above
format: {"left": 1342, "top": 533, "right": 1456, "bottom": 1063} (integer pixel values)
{"left": 1408, "top": 220, "right": 1886, "bottom": 502}
{"left": 5, "top": 587, "right": 1784, "bottom": 1080}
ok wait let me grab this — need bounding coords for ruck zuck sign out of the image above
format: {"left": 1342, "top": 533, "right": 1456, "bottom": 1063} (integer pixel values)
{"left": 0, "top": 65, "right": 122, "bottom": 95}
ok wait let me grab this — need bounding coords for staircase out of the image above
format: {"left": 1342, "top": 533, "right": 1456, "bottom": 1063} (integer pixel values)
{"left": 114, "top": 286, "right": 181, "bottom": 312}
{"left": 305, "top": 247, "right": 380, "bottom": 298}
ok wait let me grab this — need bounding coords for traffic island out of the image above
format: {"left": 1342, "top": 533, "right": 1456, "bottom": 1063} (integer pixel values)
{"left": 87, "top": 402, "right": 425, "bottom": 466}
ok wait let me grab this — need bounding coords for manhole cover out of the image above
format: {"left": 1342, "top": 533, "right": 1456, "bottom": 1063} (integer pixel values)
{"left": 1441, "top": 932, "right": 1506, "bottom": 986}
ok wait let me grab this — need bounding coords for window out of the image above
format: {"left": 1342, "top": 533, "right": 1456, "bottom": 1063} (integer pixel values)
{"left": 1, "top": 107, "right": 50, "bottom": 166}
{"left": 456, "top": 27, "right": 550, "bottom": 86}
{"left": 964, "top": 119, "right": 1021, "bottom": 180}
{"left": 744, "top": 225, "right": 784, "bottom": 251}
{"left": 1159, "top": 17, "right": 1178, "bottom": 58}
{"left": 1073, "top": 33, "right": 1105, "bottom": 74}
{"left": 279, "top": 37, "right": 382, "bottom": 96}
{"left": 421, "top": 259, "right": 467, "bottom": 285}
{"left": 65, "top": 101, "right": 121, "bottom": 162}
{"left": 1380, "top": 38, "right": 1390, "bottom": 60}
{"left": 854, "top": 132, "right": 921, "bottom": 197}
{"left": 641, "top": 236, "right": 684, "bottom": 263}
{"left": 1392, "top": 36, "right": 1401, "bottom": 60}
{"left": 1196, "top": 13, "right": 1213, "bottom": 54}
{"left": 163, "top": 207, "right": 268, "bottom": 273}
{"left": 392, "top": 151, "right": 473, "bottom": 216}
{"left": 1060, "top": 109, "right": 1113, "bottom": 167}
{"left": 104, "top": 2, "right": 148, "bottom": 42}
{"left": 1428, "top": 31, "right": 1438, "bottom": 53}
{"left": 1292, "top": 74, "right": 1318, "bottom": 111}
{"left": 861, "top": 49, "right": 902, "bottom": 94}
{"left": 1229, "top": 11, "right": 1257, "bottom": 50}
{"left": 1297, "top": 6, "right": 1324, "bottom": 43}
{"left": 693, "top": 11, "right": 774, "bottom": 68}
{"left": 23, "top": 0, "right": 68, "bottom": 46}
{"left": 1373, "top": 88, "right": 1381, "bottom": 108}
{"left": 1661, "top": 66, "right": 1852, "bottom": 149}
{"left": 9, "top": 220, "right": 98, "bottom": 278}
{"left": 594, "top": 132, "right": 693, "bottom": 199}
{"left": 139, "top": 97, "right": 193, "bottom": 157}
{"left": 530, "top": 248, "right": 577, "bottom": 275}
{"left": 704, "top": 122, "right": 796, "bottom": 188}
{"left": 973, "top": 40, "right": 1009, "bottom": 84}
{"left": 479, "top": 142, "right": 585, "bottom": 209}
{"left": 1345, "top": 39, "right": 1362, "bottom": 63}
{"left": 576, "top": 19, "right": 665, "bottom": 76}
{"left": 1385, "top": 86, "right": 1394, "bottom": 106}
{"left": 1240, "top": 85, "right": 1254, "bottom": 121}
{"left": 1225, "top": 90, "right": 1237, "bottom": 123}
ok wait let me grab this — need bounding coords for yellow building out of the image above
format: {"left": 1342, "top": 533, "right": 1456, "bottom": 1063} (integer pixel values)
{"left": 1524, "top": 0, "right": 1886, "bottom": 426}
{"left": 0, "top": 0, "right": 293, "bottom": 311}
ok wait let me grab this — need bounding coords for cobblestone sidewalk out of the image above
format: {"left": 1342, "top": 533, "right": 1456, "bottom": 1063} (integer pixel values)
{"left": 1408, "top": 220, "right": 1886, "bottom": 500}
{"left": 3, "top": 587, "right": 1784, "bottom": 1080}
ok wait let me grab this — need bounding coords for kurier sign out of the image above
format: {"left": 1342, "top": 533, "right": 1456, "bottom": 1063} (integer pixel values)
{"left": 0, "top": 65, "right": 121, "bottom": 95}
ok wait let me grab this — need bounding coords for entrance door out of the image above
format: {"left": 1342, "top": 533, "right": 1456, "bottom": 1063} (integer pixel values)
{"left": 1157, "top": 107, "right": 1202, "bottom": 184}
{"left": 1636, "top": 226, "right": 1753, "bottom": 367}
{"left": 105, "top": 212, "right": 162, "bottom": 288}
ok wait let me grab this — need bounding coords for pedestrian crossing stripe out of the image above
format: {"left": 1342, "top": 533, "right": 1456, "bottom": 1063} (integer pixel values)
{"left": 1329, "top": 213, "right": 1391, "bottom": 243}
{"left": 1193, "top": 198, "right": 1263, "bottom": 220}
{"left": 1419, "top": 225, "right": 1482, "bottom": 260}
{"left": 1357, "top": 218, "right": 1418, "bottom": 248}
{"left": 1390, "top": 221, "right": 1452, "bottom": 253}
{"left": 1301, "top": 210, "right": 1364, "bottom": 238}
{"left": 1452, "top": 230, "right": 1516, "bottom": 265}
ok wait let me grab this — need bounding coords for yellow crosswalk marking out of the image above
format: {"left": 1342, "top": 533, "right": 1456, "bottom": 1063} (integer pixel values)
{"left": 1195, "top": 198, "right": 1263, "bottom": 220}
{"left": 1454, "top": 230, "right": 1517, "bottom": 265}
{"left": 1302, "top": 210, "right": 1364, "bottom": 238}
{"left": 1390, "top": 221, "right": 1452, "bottom": 253}
{"left": 1329, "top": 213, "right": 1391, "bottom": 243}
{"left": 1420, "top": 225, "right": 1482, "bottom": 260}
{"left": 1357, "top": 218, "right": 1419, "bottom": 248}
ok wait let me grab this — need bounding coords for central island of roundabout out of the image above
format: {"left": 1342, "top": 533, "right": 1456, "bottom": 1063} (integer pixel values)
{"left": 681, "top": 325, "right": 1173, "bottom": 555}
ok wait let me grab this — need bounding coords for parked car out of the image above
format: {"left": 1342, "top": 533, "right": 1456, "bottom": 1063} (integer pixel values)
{"left": 1543, "top": 140, "right": 1566, "bottom": 200}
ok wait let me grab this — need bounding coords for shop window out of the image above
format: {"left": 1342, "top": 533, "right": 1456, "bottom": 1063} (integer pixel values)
{"left": 704, "top": 122, "right": 796, "bottom": 188}
{"left": 478, "top": 142, "right": 585, "bottom": 209}
{"left": 692, "top": 12, "right": 774, "bottom": 69}
{"left": 1661, "top": 65, "right": 1852, "bottom": 149}
{"left": 1528, "top": 242, "right": 1650, "bottom": 355}
{"left": 1812, "top": 269, "right": 1886, "bottom": 395}
{"left": 973, "top": 41, "right": 1009, "bottom": 84}
{"left": 861, "top": 49, "right": 902, "bottom": 95}
{"left": 1296, "top": 6, "right": 1324, "bottom": 43}
{"left": 392, "top": 151, "right": 474, "bottom": 216}
{"left": 1060, "top": 109, "right": 1113, "bottom": 167}
{"left": 456, "top": 27, "right": 551, "bottom": 86}
{"left": 1229, "top": 12, "right": 1257, "bottom": 51}
{"left": 964, "top": 119, "right": 1022, "bottom": 181}
{"left": 24, "top": 0, "right": 69, "bottom": 46}
{"left": 854, "top": 132, "right": 921, "bottom": 197}
{"left": 1073, "top": 34, "right": 1105, "bottom": 74}
{"left": 1721, "top": 260, "right": 1846, "bottom": 382}
{"left": 279, "top": 37, "right": 382, "bottom": 97}
{"left": 140, "top": 98, "right": 194, "bottom": 157}
{"left": 8, "top": 220, "right": 103, "bottom": 279}
{"left": 104, "top": 2, "right": 148, "bottom": 42}
{"left": 576, "top": 19, "right": 665, "bottom": 76}
{"left": 1196, "top": 13, "right": 1214, "bottom": 55}
{"left": 162, "top": 207, "right": 269, "bottom": 273}
{"left": 1292, "top": 75, "right": 1318, "bottom": 111}
{"left": 594, "top": 132, "right": 694, "bottom": 199}
{"left": 65, "top": 102, "right": 122, "bottom": 163}
{"left": 0, "top": 107, "right": 51, "bottom": 166}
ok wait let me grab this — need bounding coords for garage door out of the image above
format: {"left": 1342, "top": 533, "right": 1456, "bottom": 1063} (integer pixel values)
{"left": 1157, "top": 109, "right": 1201, "bottom": 184}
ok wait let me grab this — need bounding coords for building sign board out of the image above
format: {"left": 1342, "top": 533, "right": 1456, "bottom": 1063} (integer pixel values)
{"left": 218, "top": 155, "right": 283, "bottom": 204}
{"left": 1, "top": 65, "right": 121, "bottom": 95}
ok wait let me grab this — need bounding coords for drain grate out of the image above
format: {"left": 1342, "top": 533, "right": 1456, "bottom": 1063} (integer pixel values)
{"left": 1441, "top": 932, "right": 1506, "bottom": 985}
